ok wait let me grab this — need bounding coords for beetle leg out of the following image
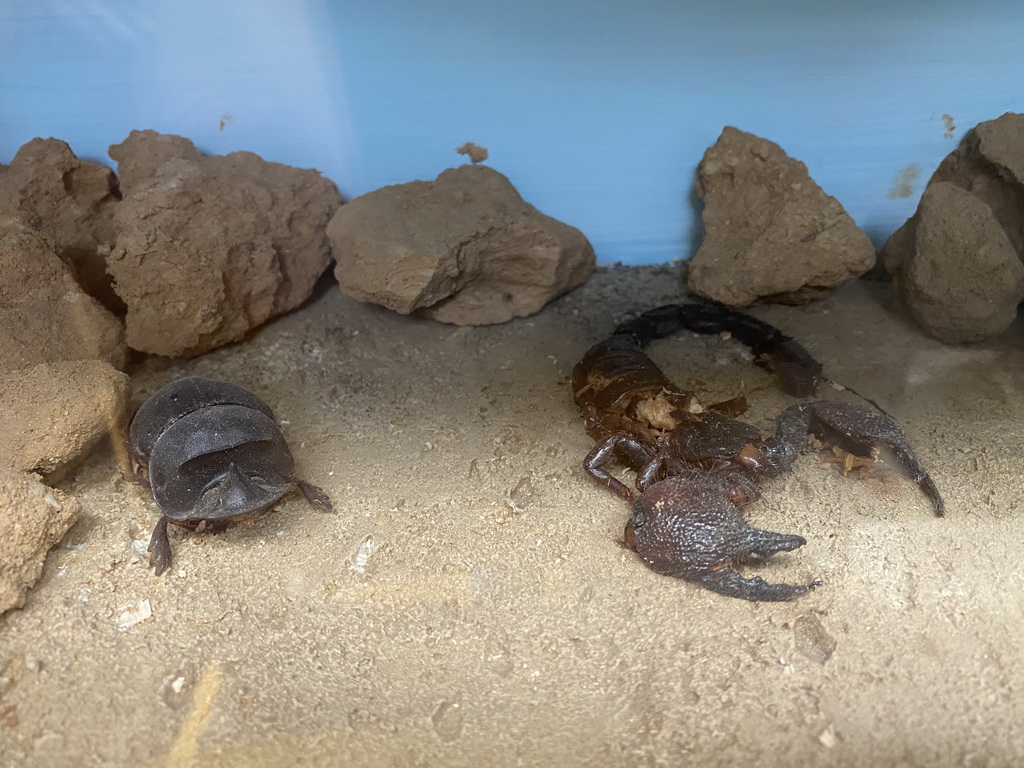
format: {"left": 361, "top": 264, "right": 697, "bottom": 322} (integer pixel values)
{"left": 148, "top": 516, "right": 173, "bottom": 576}
{"left": 699, "top": 567, "right": 822, "bottom": 602}
{"left": 298, "top": 480, "right": 333, "bottom": 512}
{"left": 132, "top": 464, "right": 152, "bottom": 489}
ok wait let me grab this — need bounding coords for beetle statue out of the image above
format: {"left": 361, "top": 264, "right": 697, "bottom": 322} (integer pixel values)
{"left": 129, "top": 377, "right": 333, "bottom": 575}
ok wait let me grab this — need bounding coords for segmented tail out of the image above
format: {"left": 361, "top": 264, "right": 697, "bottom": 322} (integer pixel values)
{"left": 611, "top": 303, "right": 823, "bottom": 397}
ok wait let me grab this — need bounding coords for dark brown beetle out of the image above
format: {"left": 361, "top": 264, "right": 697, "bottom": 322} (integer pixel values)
{"left": 129, "top": 377, "right": 332, "bottom": 575}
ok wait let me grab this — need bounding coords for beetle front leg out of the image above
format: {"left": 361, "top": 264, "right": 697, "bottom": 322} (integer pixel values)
{"left": 298, "top": 480, "right": 334, "bottom": 512}
{"left": 148, "top": 516, "right": 173, "bottom": 576}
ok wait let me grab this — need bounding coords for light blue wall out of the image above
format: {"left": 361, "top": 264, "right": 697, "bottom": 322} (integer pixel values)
{"left": 3, "top": 1, "right": 1022, "bottom": 264}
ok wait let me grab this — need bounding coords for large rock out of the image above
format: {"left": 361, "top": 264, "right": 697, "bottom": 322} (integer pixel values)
{"left": 328, "top": 165, "right": 595, "bottom": 325}
{"left": 0, "top": 138, "right": 121, "bottom": 309}
{"left": 107, "top": 130, "right": 342, "bottom": 357}
{"left": 882, "top": 182, "right": 1024, "bottom": 343}
{"left": 0, "top": 467, "right": 80, "bottom": 615}
{"left": 929, "top": 112, "right": 1024, "bottom": 257}
{"left": 0, "top": 227, "right": 127, "bottom": 371}
{"left": 882, "top": 113, "right": 1024, "bottom": 342}
{"left": 688, "top": 127, "right": 876, "bottom": 306}
{"left": 0, "top": 360, "right": 130, "bottom": 477}
{"left": 0, "top": 226, "right": 129, "bottom": 478}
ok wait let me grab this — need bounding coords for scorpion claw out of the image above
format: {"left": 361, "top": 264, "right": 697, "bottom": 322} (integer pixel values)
{"left": 699, "top": 568, "right": 821, "bottom": 602}
{"left": 626, "top": 475, "right": 817, "bottom": 600}
{"left": 744, "top": 527, "right": 807, "bottom": 558}
{"left": 298, "top": 480, "right": 334, "bottom": 512}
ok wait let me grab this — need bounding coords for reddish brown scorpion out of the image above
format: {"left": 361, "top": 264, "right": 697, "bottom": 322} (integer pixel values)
{"left": 572, "top": 303, "right": 944, "bottom": 602}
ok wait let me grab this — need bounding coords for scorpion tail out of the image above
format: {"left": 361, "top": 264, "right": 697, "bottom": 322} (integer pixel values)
{"left": 613, "top": 303, "right": 823, "bottom": 397}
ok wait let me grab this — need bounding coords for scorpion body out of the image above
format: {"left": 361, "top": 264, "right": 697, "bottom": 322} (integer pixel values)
{"left": 572, "top": 303, "right": 944, "bottom": 602}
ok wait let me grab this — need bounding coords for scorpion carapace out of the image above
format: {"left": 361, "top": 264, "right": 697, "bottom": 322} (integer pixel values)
{"left": 572, "top": 302, "right": 944, "bottom": 602}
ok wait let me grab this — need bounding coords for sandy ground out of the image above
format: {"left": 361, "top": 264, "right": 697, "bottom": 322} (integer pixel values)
{"left": 1, "top": 265, "right": 1022, "bottom": 767}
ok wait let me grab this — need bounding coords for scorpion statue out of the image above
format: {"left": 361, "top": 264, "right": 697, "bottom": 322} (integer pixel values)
{"left": 572, "top": 302, "right": 944, "bottom": 602}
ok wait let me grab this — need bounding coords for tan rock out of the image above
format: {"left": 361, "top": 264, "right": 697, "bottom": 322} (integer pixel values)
{"left": 328, "top": 165, "right": 595, "bottom": 325}
{"left": 110, "top": 131, "right": 200, "bottom": 193}
{"left": 0, "top": 137, "right": 121, "bottom": 309}
{"left": 882, "top": 113, "right": 1024, "bottom": 342}
{"left": 883, "top": 182, "right": 1024, "bottom": 343}
{"left": 0, "top": 360, "right": 130, "bottom": 476}
{"left": 929, "top": 112, "right": 1024, "bottom": 257}
{"left": 0, "top": 227, "right": 126, "bottom": 371}
{"left": 688, "top": 127, "right": 875, "bottom": 306}
{"left": 107, "top": 130, "right": 342, "bottom": 357}
{"left": 0, "top": 467, "right": 80, "bottom": 614}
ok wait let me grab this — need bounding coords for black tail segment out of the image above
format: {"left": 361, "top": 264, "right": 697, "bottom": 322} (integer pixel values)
{"left": 613, "top": 303, "right": 823, "bottom": 397}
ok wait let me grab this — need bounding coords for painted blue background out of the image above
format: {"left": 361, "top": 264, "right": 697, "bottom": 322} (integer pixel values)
{"left": 2, "top": 0, "right": 1022, "bottom": 264}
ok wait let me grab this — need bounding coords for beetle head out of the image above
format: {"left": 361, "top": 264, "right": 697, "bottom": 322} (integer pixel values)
{"left": 195, "top": 462, "right": 293, "bottom": 519}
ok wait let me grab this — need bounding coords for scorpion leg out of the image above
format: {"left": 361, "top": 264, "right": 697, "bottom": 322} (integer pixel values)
{"left": 763, "top": 401, "right": 945, "bottom": 515}
{"left": 635, "top": 452, "right": 693, "bottom": 494}
{"left": 583, "top": 434, "right": 653, "bottom": 502}
{"left": 626, "top": 473, "right": 819, "bottom": 602}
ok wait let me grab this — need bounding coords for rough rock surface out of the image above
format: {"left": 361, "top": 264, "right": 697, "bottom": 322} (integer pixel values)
{"left": 0, "top": 360, "right": 130, "bottom": 477}
{"left": 328, "top": 165, "right": 595, "bottom": 325}
{"left": 110, "top": 131, "right": 200, "bottom": 193}
{"left": 882, "top": 113, "right": 1024, "bottom": 342}
{"left": 930, "top": 112, "right": 1024, "bottom": 257}
{"left": 0, "top": 143, "right": 130, "bottom": 614}
{"left": 0, "top": 227, "right": 126, "bottom": 371}
{"left": 0, "top": 137, "right": 121, "bottom": 309}
{"left": 687, "top": 127, "right": 876, "bottom": 306}
{"left": 0, "top": 467, "right": 80, "bottom": 615}
{"left": 882, "top": 183, "right": 1024, "bottom": 343}
{"left": 107, "top": 130, "right": 343, "bottom": 356}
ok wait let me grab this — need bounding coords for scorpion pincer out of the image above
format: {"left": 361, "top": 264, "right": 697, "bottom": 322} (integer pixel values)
{"left": 572, "top": 303, "right": 944, "bottom": 602}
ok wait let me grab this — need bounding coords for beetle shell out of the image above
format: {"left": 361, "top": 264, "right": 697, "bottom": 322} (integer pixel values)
{"left": 131, "top": 377, "right": 298, "bottom": 521}
{"left": 130, "top": 378, "right": 276, "bottom": 465}
{"left": 130, "top": 377, "right": 332, "bottom": 575}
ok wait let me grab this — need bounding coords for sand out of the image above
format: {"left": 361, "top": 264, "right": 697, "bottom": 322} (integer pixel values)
{"left": 1, "top": 265, "right": 1022, "bottom": 767}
